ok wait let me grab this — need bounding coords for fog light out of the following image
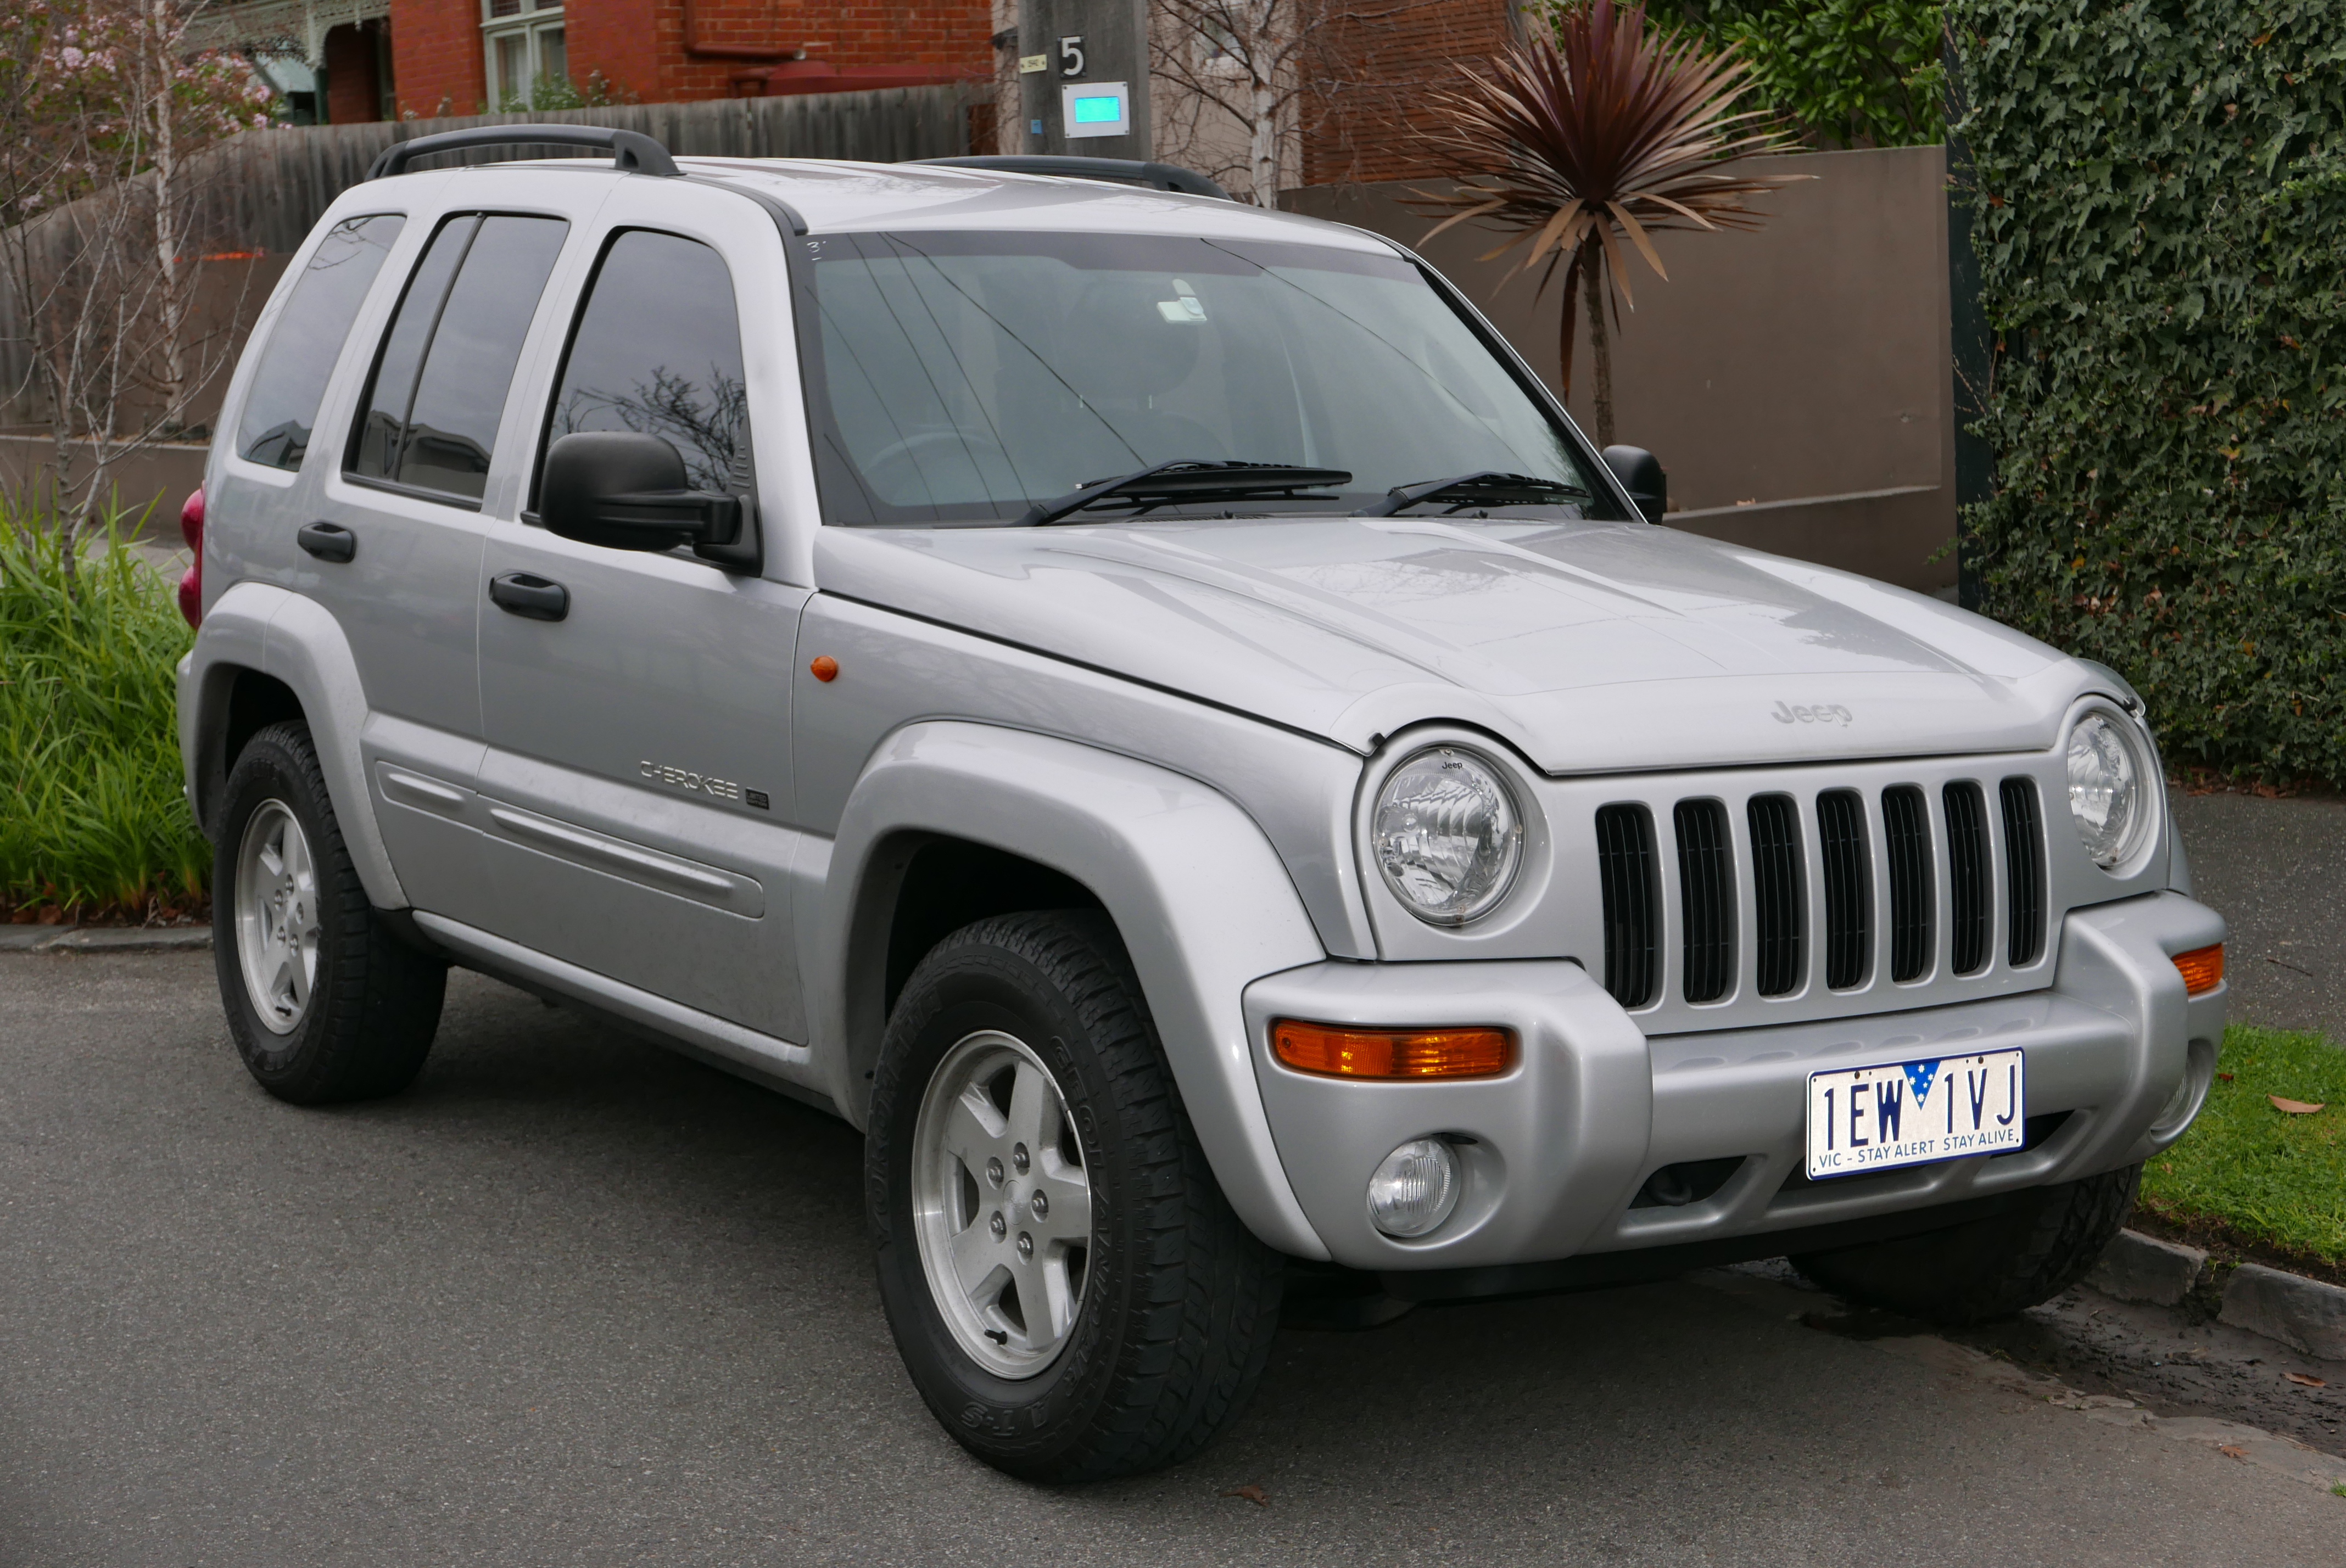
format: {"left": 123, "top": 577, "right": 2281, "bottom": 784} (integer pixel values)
{"left": 1366, "top": 1138, "right": 1459, "bottom": 1238}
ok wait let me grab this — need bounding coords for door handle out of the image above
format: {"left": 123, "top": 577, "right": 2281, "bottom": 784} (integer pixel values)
{"left": 488, "top": 572, "right": 569, "bottom": 622}
{"left": 297, "top": 522, "right": 356, "bottom": 562}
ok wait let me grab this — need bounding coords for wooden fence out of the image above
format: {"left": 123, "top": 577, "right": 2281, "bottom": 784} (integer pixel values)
{"left": 1, "top": 87, "right": 974, "bottom": 432}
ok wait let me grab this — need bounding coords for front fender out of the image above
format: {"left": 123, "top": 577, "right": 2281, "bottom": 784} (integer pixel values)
{"left": 815, "top": 720, "right": 1333, "bottom": 1259}
{"left": 177, "top": 580, "right": 407, "bottom": 910}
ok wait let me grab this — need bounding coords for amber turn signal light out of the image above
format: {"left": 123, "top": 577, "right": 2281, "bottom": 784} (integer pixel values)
{"left": 2172, "top": 943, "right": 2223, "bottom": 996}
{"left": 809, "top": 655, "right": 839, "bottom": 682}
{"left": 1272, "top": 1020, "right": 1513, "bottom": 1080}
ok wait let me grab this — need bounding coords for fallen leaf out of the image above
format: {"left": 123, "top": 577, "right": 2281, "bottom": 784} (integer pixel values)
{"left": 2284, "top": 1373, "right": 2327, "bottom": 1388}
{"left": 2270, "top": 1096, "right": 2326, "bottom": 1115}
{"left": 1223, "top": 1483, "right": 1270, "bottom": 1507}
{"left": 2217, "top": 1444, "right": 2249, "bottom": 1460}
{"left": 2217, "top": 1072, "right": 2235, "bottom": 1082}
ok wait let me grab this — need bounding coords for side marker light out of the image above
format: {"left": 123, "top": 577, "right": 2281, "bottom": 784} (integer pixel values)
{"left": 2172, "top": 943, "right": 2223, "bottom": 996}
{"left": 809, "top": 655, "right": 839, "bottom": 682}
{"left": 1272, "top": 1020, "right": 1511, "bottom": 1079}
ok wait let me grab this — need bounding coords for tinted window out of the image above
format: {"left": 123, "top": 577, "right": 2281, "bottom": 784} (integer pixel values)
{"left": 545, "top": 229, "right": 746, "bottom": 494}
{"left": 234, "top": 214, "right": 404, "bottom": 471}
{"left": 349, "top": 213, "right": 568, "bottom": 501}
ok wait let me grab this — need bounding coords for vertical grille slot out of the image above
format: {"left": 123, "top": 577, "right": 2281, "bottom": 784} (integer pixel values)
{"left": 2000, "top": 777, "right": 2046, "bottom": 966}
{"left": 1673, "top": 799, "right": 1735, "bottom": 1003}
{"left": 1944, "top": 781, "right": 1991, "bottom": 976}
{"left": 1817, "top": 789, "right": 1870, "bottom": 989}
{"left": 1594, "top": 804, "right": 1660, "bottom": 1007}
{"left": 1882, "top": 786, "right": 1934, "bottom": 982}
{"left": 1747, "top": 794, "right": 1803, "bottom": 996}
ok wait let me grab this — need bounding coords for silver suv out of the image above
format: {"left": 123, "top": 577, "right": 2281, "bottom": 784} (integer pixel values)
{"left": 177, "top": 126, "right": 2228, "bottom": 1482}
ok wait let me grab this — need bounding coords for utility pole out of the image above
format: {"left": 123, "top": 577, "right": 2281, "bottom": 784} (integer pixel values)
{"left": 1016, "top": 0, "right": 1152, "bottom": 157}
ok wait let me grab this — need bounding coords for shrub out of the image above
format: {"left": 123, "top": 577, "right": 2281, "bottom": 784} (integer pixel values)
{"left": 1673, "top": 0, "right": 1945, "bottom": 148}
{"left": 0, "top": 505, "right": 207, "bottom": 919}
{"left": 1953, "top": 1, "right": 2346, "bottom": 787}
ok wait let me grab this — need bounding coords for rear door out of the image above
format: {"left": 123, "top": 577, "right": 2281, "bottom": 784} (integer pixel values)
{"left": 472, "top": 180, "right": 812, "bottom": 1040}
{"left": 304, "top": 172, "right": 607, "bottom": 922}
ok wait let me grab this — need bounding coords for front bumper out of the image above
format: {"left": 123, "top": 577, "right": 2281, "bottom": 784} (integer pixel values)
{"left": 1242, "top": 891, "right": 2226, "bottom": 1273}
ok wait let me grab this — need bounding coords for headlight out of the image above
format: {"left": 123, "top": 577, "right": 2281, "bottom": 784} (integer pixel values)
{"left": 1372, "top": 747, "right": 1524, "bottom": 924}
{"left": 2066, "top": 710, "right": 2153, "bottom": 868}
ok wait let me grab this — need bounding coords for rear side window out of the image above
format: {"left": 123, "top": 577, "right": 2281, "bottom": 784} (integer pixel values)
{"left": 348, "top": 212, "right": 568, "bottom": 502}
{"left": 234, "top": 214, "right": 404, "bottom": 471}
{"left": 543, "top": 229, "right": 747, "bottom": 495}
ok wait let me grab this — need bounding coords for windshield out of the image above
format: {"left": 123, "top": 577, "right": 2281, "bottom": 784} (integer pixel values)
{"left": 799, "top": 230, "right": 1628, "bottom": 525}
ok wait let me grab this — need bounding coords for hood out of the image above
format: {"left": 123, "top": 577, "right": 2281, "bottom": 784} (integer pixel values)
{"left": 812, "top": 517, "right": 2097, "bottom": 774}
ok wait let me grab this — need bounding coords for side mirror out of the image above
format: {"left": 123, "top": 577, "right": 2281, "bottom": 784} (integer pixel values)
{"left": 538, "top": 431, "right": 741, "bottom": 551}
{"left": 1602, "top": 445, "right": 1667, "bottom": 523}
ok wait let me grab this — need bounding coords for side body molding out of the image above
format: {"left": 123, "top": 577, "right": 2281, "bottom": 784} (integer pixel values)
{"left": 814, "top": 720, "right": 1333, "bottom": 1260}
{"left": 177, "top": 579, "right": 408, "bottom": 910}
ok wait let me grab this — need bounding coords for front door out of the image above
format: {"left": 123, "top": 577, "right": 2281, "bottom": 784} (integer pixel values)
{"left": 473, "top": 191, "right": 809, "bottom": 1040}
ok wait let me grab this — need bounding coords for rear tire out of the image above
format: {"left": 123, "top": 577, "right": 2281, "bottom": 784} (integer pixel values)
{"left": 211, "top": 721, "right": 445, "bottom": 1104}
{"left": 1790, "top": 1164, "right": 2140, "bottom": 1326}
{"left": 867, "top": 910, "right": 1283, "bottom": 1482}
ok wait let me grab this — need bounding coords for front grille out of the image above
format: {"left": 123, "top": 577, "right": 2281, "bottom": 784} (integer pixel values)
{"left": 1817, "top": 789, "right": 1870, "bottom": 989}
{"left": 1748, "top": 794, "right": 1803, "bottom": 996}
{"left": 1882, "top": 786, "right": 1934, "bottom": 982}
{"left": 1590, "top": 764, "right": 2052, "bottom": 1015}
{"left": 1944, "top": 781, "right": 1991, "bottom": 975}
{"left": 1674, "top": 799, "right": 1735, "bottom": 1003}
{"left": 1595, "top": 803, "right": 1659, "bottom": 1007}
{"left": 2001, "top": 777, "right": 2045, "bottom": 965}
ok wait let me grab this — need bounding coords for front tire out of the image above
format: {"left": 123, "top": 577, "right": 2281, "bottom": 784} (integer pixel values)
{"left": 1790, "top": 1164, "right": 2141, "bottom": 1325}
{"left": 212, "top": 721, "right": 446, "bottom": 1104}
{"left": 867, "top": 910, "right": 1283, "bottom": 1482}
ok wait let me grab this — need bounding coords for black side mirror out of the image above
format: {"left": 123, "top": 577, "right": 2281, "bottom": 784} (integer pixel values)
{"left": 539, "top": 431, "right": 741, "bottom": 552}
{"left": 1602, "top": 445, "right": 1667, "bottom": 523}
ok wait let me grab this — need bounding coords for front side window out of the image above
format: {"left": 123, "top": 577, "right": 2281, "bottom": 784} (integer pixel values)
{"left": 235, "top": 214, "right": 405, "bottom": 472}
{"left": 484, "top": 0, "right": 565, "bottom": 109}
{"left": 543, "top": 229, "right": 747, "bottom": 495}
{"left": 348, "top": 212, "right": 568, "bottom": 502}
{"left": 801, "top": 231, "right": 1626, "bottom": 526}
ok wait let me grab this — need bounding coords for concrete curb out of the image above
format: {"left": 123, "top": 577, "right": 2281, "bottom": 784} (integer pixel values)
{"left": 2089, "top": 1228, "right": 2208, "bottom": 1307}
{"left": 2093, "top": 1228, "right": 2346, "bottom": 1364}
{"left": 0, "top": 925, "right": 211, "bottom": 953}
{"left": 2221, "top": 1264, "right": 2346, "bottom": 1362}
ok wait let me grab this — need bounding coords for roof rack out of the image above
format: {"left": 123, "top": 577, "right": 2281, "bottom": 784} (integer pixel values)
{"left": 367, "top": 124, "right": 680, "bottom": 182}
{"left": 915, "top": 155, "right": 1231, "bottom": 200}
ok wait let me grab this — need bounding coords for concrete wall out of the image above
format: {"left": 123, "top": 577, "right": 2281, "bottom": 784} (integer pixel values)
{"left": 1285, "top": 145, "right": 1958, "bottom": 592}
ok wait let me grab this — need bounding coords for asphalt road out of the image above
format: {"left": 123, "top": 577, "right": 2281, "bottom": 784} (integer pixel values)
{"left": 2170, "top": 792, "right": 2346, "bottom": 1041}
{"left": 7, "top": 951, "right": 2345, "bottom": 1567}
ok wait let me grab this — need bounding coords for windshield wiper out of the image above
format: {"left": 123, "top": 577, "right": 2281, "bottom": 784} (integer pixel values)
{"left": 1356, "top": 471, "right": 1591, "bottom": 517}
{"left": 1019, "top": 459, "right": 1354, "bottom": 527}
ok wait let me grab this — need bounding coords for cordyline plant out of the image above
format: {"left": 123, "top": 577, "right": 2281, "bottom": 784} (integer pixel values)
{"left": 1407, "top": 0, "right": 1805, "bottom": 446}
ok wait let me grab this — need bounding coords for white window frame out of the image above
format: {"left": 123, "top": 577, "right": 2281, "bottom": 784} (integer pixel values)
{"left": 481, "top": 1, "right": 565, "bottom": 109}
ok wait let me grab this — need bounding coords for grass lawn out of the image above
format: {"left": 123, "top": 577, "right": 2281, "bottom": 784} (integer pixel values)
{"left": 0, "top": 514, "right": 207, "bottom": 921}
{"left": 2136, "top": 1023, "right": 2346, "bottom": 1281}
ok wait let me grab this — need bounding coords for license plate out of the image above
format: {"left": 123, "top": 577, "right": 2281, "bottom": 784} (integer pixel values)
{"left": 1805, "top": 1049, "right": 2025, "bottom": 1179}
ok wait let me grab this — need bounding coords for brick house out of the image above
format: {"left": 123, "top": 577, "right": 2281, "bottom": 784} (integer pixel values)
{"left": 193, "top": 0, "right": 1517, "bottom": 194}
{"left": 196, "top": 0, "right": 995, "bottom": 122}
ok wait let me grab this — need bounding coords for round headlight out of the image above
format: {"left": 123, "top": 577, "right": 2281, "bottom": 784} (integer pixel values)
{"left": 1366, "top": 1138, "right": 1460, "bottom": 1238}
{"left": 2066, "top": 711, "right": 2151, "bottom": 867}
{"left": 1372, "top": 747, "right": 1524, "bottom": 925}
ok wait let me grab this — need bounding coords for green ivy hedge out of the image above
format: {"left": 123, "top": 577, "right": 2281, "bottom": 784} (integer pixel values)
{"left": 1954, "top": 1, "right": 2346, "bottom": 786}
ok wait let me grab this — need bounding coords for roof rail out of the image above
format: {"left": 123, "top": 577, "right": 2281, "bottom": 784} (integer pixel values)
{"left": 915, "top": 155, "right": 1231, "bottom": 200}
{"left": 367, "top": 124, "right": 680, "bottom": 182}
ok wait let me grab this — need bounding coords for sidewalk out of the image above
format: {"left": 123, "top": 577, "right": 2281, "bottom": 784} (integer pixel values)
{"left": 2171, "top": 792, "right": 2346, "bottom": 1041}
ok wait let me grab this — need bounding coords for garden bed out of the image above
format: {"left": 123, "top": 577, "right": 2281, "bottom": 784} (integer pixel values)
{"left": 0, "top": 516, "right": 209, "bottom": 920}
